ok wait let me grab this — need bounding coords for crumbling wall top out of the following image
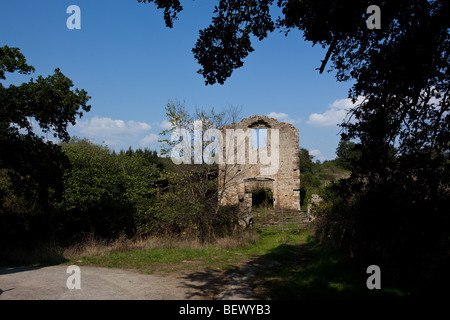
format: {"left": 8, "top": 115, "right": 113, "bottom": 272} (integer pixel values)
{"left": 223, "top": 115, "right": 298, "bottom": 132}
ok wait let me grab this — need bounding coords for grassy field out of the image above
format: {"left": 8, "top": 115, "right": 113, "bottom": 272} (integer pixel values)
{"left": 65, "top": 230, "right": 407, "bottom": 299}
{"left": 2, "top": 229, "right": 408, "bottom": 299}
{"left": 69, "top": 235, "right": 258, "bottom": 273}
{"left": 64, "top": 231, "right": 304, "bottom": 273}
{"left": 249, "top": 232, "right": 408, "bottom": 299}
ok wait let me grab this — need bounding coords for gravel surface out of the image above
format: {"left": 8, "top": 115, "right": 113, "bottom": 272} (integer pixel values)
{"left": 0, "top": 265, "right": 209, "bottom": 300}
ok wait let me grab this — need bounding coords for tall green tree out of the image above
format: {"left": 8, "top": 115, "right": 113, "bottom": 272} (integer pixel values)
{"left": 299, "top": 148, "right": 313, "bottom": 174}
{"left": 0, "top": 45, "right": 90, "bottom": 204}
{"left": 0, "top": 46, "right": 90, "bottom": 248}
{"left": 299, "top": 148, "right": 317, "bottom": 206}
{"left": 335, "top": 140, "right": 362, "bottom": 171}
{"left": 56, "top": 139, "right": 163, "bottom": 240}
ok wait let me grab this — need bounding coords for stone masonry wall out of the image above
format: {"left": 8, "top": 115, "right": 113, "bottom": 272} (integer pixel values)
{"left": 218, "top": 115, "right": 300, "bottom": 211}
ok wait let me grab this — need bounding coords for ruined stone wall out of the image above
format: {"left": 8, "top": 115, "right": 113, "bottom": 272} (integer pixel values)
{"left": 218, "top": 115, "right": 300, "bottom": 211}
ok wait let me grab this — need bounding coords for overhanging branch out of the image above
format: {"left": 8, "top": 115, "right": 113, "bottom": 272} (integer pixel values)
{"left": 316, "top": 40, "right": 337, "bottom": 74}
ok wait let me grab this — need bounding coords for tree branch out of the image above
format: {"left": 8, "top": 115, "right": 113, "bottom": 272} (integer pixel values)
{"left": 316, "top": 40, "right": 336, "bottom": 74}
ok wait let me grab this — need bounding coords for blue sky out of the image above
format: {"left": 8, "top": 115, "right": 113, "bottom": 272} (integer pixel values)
{"left": 1, "top": 0, "right": 360, "bottom": 161}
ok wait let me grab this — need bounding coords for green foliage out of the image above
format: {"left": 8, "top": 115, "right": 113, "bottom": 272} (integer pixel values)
{"left": 0, "top": 45, "right": 35, "bottom": 79}
{"left": 313, "top": 161, "right": 450, "bottom": 297}
{"left": 299, "top": 148, "right": 350, "bottom": 208}
{"left": 301, "top": 172, "right": 321, "bottom": 189}
{"left": 299, "top": 148, "right": 313, "bottom": 174}
{"left": 159, "top": 100, "right": 226, "bottom": 157}
{"left": 0, "top": 45, "right": 90, "bottom": 203}
{"left": 142, "top": 5, "right": 449, "bottom": 295}
{"left": 155, "top": 101, "right": 241, "bottom": 242}
{"left": 335, "top": 140, "right": 362, "bottom": 171}
{"left": 253, "top": 233, "right": 407, "bottom": 300}
{"left": 60, "top": 139, "right": 121, "bottom": 211}
{"left": 55, "top": 138, "right": 162, "bottom": 241}
{"left": 137, "top": 0, "right": 183, "bottom": 28}
{"left": 299, "top": 148, "right": 315, "bottom": 207}
{"left": 0, "top": 46, "right": 90, "bottom": 250}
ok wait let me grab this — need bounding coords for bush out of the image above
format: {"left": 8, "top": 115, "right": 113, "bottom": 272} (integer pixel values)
{"left": 313, "top": 173, "right": 450, "bottom": 297}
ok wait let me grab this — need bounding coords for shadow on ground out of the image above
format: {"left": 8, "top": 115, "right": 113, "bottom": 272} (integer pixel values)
{"left": 0, "top": 246, "right": 67, "bottom": 267}
{"left": 177, "top": 267, "right": 236, "bottom": 299}
{"left": 178, "top": 235, "right": 408, "bottom": 300}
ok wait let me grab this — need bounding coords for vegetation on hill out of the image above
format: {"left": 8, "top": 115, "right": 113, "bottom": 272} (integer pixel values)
{"left": 299, "top": 144, "right": 352, "bottom": 209}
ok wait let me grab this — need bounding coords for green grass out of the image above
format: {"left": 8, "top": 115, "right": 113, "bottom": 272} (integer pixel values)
{"left": 250, "top": 233, "right": 408, "bottom": 300}
{"left": 79, "top": 246, "right": 237, "bottom": 272}
{"left": 3, "top": 229, "right": 408, "bottom": 299}
{"left": 73, "top": 230, "right": 407, "bottom": 299}
{"left": 69, "top": 231, "right": 305, "bottom": 274}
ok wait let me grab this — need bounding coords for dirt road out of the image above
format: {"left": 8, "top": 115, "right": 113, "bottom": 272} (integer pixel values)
{"left": 0, "top": 265, "right": 206, "bottom": 300}
{"left": 0, "top": 264, "right": 256, "bottom": 300}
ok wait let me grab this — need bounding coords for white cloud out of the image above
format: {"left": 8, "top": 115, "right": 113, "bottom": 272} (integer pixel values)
{"left": 267, "top": 112, "right": 289, "bottom": 120}
{"left": 140, "top": 133, "right": 159, "bottom": 146}
{"left": 267, "top": 112, "right": 301, "bottom": 124}
{"left": 307, "top": 96, "right": 364, "bottom": 127}
{"left": 159, "top": 119, "right": 172, "bottom": 130}
{"left": 72, "top": 116, "right": 156, "bottom": 149}
{"left": 309, "top": 149, "right": 326, "bottom": 162}
{"left": 75, "top": 117, "right": 151, "bottom": 138}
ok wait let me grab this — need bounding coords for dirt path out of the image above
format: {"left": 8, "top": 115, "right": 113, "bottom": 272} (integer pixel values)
{"left": 0, "top": 263, "right": 259, "bottom": 300}
{"left": 0, "top": 265, "right": 210, "bottom": 300}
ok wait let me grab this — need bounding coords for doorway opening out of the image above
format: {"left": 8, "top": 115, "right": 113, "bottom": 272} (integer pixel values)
{"left": 251, "top": 188, "right": 274, "bottom": 208}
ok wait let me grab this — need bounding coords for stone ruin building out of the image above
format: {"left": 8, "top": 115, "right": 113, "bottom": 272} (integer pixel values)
{"left": 218, "top": 115, "right": 300, "bottom": 218}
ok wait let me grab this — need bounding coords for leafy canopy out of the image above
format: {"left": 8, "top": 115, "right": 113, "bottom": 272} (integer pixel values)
{"left": 140, "top": 1, "right": 448, "bottom": 170}
{"left": 0, "top": 45, "right": 91, "bottom": 202}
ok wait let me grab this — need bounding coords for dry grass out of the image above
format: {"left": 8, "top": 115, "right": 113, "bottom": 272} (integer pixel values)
{"left": 213, "top": 232, "right": 258, "bottom": 250}
{"left": 1, "top": 232, "right": 259, "bottom": 267}
{"left": 62, "top": 232, "right": 258, "bottom": 261}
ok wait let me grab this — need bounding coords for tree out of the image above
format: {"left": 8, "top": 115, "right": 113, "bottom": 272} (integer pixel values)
{"left": 0, "top": 46, "right": 90, "bottom": 249}
{"left": 139, "top": 0, "right": 274, "bottom": 85}
{"left": 335, "top": 140, "right": 362, "bottom": 171}
{"left": 140, "top": 0, "right": 449, "bottom": 194}
{"left": 0, "top": 45, "right": 91, "bottom": 204}
{"left": 299, "top": 148, "right": 313, "bottom": 174}
{"left": 157, "top": 101, "right": 243, "bottom": 241}
{"left": 56, "top": 139, "right": 160, "bottom": 240}
{"left": 140, "top": 0, "right": 450, "bottom": 294}
{"left": 139, "top": 1, "right": 448, "bottom": 156}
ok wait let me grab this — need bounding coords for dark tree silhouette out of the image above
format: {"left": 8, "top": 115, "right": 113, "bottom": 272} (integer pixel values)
{"left": 141, "top": 0, "right": 450, "bottom": 295}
